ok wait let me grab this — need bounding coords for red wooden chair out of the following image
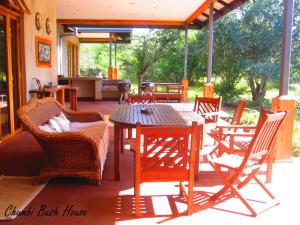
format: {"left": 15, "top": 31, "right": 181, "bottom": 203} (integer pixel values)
{"left": 220, "top": 99, "right": 247, "bottom": 125}
{"left": 123, "top": 93, "right": 156, "bottom": 152}
{"left": 207, "top": 110, "right": 287, "bottom": 216}
{"left": 135, "top": 122, "right": 198, "bottom": 216}
{"left": 128, "top": 93, "right": 155, "bottom": 104}
{"left": 193, "top": 96, "right": 222, "bottom": 124}
{"left": 207, "top": 99, "right": 247, "bottom": 143}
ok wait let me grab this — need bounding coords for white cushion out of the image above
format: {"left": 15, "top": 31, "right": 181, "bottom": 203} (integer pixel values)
{"left": 70, "top": 121, "right": 107, "bottom": 131}
{"left": 59, "top": 112, "right": 70, "bottom": 124}
{"left": 53, "top": 113, "right": 71, "bottom": 132}
{"left": 38, "top": 124, "right": 53, "bottom": 133}
{"left": 49, "top": 119, "right": 63, "bottom": 132}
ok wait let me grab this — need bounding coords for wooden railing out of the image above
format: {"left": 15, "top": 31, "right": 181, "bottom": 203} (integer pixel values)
{"left": 153, "top": 83, "right": 184, "bottom": 102}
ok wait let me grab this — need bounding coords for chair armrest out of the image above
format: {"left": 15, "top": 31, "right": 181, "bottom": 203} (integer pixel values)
{"left": 216, "top": 125, "right": 257, "bottom": 129}
{"left": 62, "top": 108, "right": 105, "bottom": 122}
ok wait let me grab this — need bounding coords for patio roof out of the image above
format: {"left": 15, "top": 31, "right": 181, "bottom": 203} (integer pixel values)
{"left": 56, "top": 0, "right": 249, "bottom": 29}
{"left": 73, "top": 27, "right": 132, "bottom": 43}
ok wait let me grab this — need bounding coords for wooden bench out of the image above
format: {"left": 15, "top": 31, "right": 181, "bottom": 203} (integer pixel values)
{"left": 152, "top": 83, "right": 184, "bottom": 102}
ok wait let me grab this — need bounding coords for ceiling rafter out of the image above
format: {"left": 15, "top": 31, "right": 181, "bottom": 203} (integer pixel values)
{"left": 197, "top": 0, "right": 250, "bottom": 29}
{"left": 217, "top": 0, "right": 233, "bottom": 9}
{"left": 185, "top": 0, "right": 218, "bottom": 24}
{"left": 6, "top": 0, "right": 31, "bottom": 14}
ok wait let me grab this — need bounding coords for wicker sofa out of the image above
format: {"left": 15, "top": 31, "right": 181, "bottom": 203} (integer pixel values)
{"left": 16, "top": 98, "right": 109, "bottom": 184}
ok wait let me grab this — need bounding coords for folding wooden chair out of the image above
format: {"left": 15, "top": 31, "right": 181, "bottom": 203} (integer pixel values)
{"left": 193, "top": 96, "right": 222, "bottom": 124}
{"left": 220, "top": 99, "right": 247, "bottom": 125}
{"left": 135, "top": 122, "right": 198, "bottom": 216}
{"left": 207, "top": 110, "right": 287, "bottom": 217}
{"left": 207, "top": 99, "right": 247, "bottom": 143}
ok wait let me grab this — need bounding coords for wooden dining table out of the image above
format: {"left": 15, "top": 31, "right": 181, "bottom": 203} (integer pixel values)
{"left": 29, "top": 85, "right": 78, "bottom": 110}
{"left": 109, "top": 103, "right": 205, "bottom": 181}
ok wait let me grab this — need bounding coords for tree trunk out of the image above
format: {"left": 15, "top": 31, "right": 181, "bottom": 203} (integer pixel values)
{"left": 137, "top": 73, "right": 144, "bottom": 94}
{"left": 248, "top": 75, "right": 268, "bottom": 101}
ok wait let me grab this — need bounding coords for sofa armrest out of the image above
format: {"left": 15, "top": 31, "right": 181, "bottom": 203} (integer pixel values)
{"left": 62, "top": 108, "right": 105, "bottom": 122}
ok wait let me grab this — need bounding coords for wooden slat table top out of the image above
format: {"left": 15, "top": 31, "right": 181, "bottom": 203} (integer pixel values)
{"left": 110, "top": 103, "right": 205, "bottom": 127}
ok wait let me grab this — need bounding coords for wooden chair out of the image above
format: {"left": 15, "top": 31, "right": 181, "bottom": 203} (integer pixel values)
{"left": 207, "top": 110, "right": 287, "bottom": 216}
{"left": 193, "top": 96, "right": 222, "bottom": 124}
{"left": 127, "top": 93, "right": 155, "bottom": 104}
{"left": 124, "top": 93, "right": 156, "bottom": 152}
{"left": 206, "top": 99, "right": 247, "bottom": 144}
{"left": 220, "top": 99, "right": 247, "bottom": 125}
{"left": 135, "top": 122, "right": 198, "bottom": 216}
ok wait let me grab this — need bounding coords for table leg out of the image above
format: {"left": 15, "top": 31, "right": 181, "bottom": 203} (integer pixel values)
{"left": 195, "top": 124, "right": 204, "bottom": 180}
{"left": 114, "top": 124, "right": 121, "bottom": 181}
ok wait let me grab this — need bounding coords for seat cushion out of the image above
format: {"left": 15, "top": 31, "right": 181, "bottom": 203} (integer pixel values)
{"left": 70, "top": 121, "right": 107, "bottom": 131}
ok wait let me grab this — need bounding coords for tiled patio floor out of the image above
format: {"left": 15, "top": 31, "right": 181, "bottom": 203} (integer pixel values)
{"left": 0, "top": 101, "right": 299, "bottom": 225}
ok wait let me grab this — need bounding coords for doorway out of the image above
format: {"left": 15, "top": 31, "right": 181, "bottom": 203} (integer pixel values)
{"left": 0, "top": 8, "right": 23, "bottom": 141}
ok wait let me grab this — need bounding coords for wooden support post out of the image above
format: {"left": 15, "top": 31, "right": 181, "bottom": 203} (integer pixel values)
{"left": 268, "top": 0, "right": 295, "bottom": 165}
{"left": 113, "top": 67, "right": 118, "bottom": 80}
{"left": 207, "top": 2, "right": 214, "bottom": 83}
{"left": 181, "top": 79, "right": 189, "bottom": 102}
{"left": 108, "top": 67, "right": 113, "bottom": 80}
{"left": 271, "top": 96, "right": 295, "bottom": 160}
{"left": 203, "top": 83, "right": 214, "bottom": 98}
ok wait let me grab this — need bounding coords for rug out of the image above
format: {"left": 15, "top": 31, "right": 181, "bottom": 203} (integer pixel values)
{"left": 0, "top": 176, "right": 46, "bottom": 220}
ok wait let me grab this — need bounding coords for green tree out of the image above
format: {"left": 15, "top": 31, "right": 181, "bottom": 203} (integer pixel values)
{"left": 129, "top": 29, "right": 181, "bottom": 92}
{"left": 238, "top": 0, "right": 283, "bottom": 101}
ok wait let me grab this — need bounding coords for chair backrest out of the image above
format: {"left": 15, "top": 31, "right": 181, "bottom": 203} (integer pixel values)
{"left": 128, "top": 93, "right": 155, "bottom": 104}
{"left": 135, "top": 122, "right": 198, "bottom": 180}
{"left": 193, "top": 96, "right": 222, "bottom": 123}
{"left": 231, "top": 99, "right": 247, "bottom": 125}
{"left": 17, "top": 98, "right": 64, "bottom": 130}
{"left": 243, "top": 110, "right": 287, "bottom": 166}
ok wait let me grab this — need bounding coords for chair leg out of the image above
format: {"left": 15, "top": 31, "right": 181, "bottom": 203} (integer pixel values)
{"left": 187, "top": 180, "right": 194, "bottom": 216}
{"left": 135, "top": 177, "right": 140, "bottom": 216}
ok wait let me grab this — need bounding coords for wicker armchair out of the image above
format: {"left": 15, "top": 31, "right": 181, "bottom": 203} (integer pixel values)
{"left": 16, "top": 98, "right": 109, "bottom": 184}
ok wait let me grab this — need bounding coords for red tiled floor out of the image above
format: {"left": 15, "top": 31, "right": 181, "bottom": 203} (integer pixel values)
{"left": 0, "top": 101, "right": 299, "bottom": 225}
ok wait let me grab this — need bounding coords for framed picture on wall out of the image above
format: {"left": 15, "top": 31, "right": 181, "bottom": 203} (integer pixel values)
{"left": 35, "top": 37, "right": 51, "bottom": 67}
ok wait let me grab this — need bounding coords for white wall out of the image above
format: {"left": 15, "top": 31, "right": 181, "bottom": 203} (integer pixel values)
{"left": 23, "top": 0, "right": 57, "bottom": 101}
{"left": 57, "top": 24, "right": 80, "bottom": 77}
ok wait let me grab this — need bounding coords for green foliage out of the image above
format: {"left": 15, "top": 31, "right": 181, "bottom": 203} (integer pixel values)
{"left": 240, "top": 108, "right": 260, "bottom": 125}
{"left": 247, "top": 97, "right": 271, "bottom": 109}
{"left": 79, "top": 43, "right": 109, "bottom": 76}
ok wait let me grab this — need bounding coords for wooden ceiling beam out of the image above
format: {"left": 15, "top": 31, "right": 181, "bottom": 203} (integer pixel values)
{"left": 195, "top": 0, "right": 250, "bottom": 29}
{"left": 192, "top": 19, "right": 206, "bottom": 28}
{"left": 57, "top": 19, "right": 185, "bottom": 27}
{"left": 217, "top": 0, "right": 233, "bottom": 9}
{"left": 185, "top": 0, "right": 218, "bottom": 24}
{"left": 79, "top": 37, "right": 130, "bottom": 43}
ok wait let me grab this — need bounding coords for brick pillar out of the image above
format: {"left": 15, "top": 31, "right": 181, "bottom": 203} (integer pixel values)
{"left": 181, "top": 79, "right": 189, "bottom": 102}
{"left": 108, "top": 67, "right": 113, "bottom": 80}
{"left": 271, "top": 95, "right": 296, "bottom": 159}
{"left": 113, "top": 67, "right": 118, "bottom": 80}
{"left": 203, "top": 83, "right": 214, "bottom": 97}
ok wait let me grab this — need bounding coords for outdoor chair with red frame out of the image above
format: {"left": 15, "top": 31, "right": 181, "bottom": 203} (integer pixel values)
{"left": 127, "top": 93, "right": 155, "bottom": 104}
{"left": 124, "top": 93, "right": 156, "bottom": 152}
{"left": 206, "top": 99, "right": 247, "bottom": 143}
{"left": 207, "top": 110, "right": 287, "bottom": 217}
{"left": 193, "top": 96, "right": 222, "bottom": 125}
{"left": 134, "top": 122, "right": 198, "bottom": 216}
{"left": 206, "top": 106, "right": 278, "bottom": 182}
